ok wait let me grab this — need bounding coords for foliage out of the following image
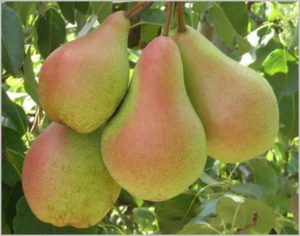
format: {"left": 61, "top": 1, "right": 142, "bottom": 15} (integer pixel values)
{"left": 1, "top": 1, "right": 299, "bottom": 234}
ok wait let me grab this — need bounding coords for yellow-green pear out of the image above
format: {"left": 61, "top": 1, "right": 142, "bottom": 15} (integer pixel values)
{"left": 22, "top": 123, "right": 120, "bottom": 228}
{"left": 101, "top": 36, "right": 207, "bottom": 202}
{"left": 38, "top": 11, "right": 130, "bottom": 134}
{"left": 174, "top": 27, "right": 279, "bottom": 163}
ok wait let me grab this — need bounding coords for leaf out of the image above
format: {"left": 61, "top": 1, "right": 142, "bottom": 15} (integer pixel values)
{"left": 4, "top": 182, "right": 24, "bottom": 229}
{"left": 13, "top": 197, "right": 99, "bottom": 234}
{"left": 140, "top": 8, "right": 166, "bottom": 25}
{"left": 2, "top": 90, "right": 28, "bottom": 135}
{"left": 192, "top": 2, "right": 209, "bottom": 16}
{"left": 155, "top": 193, "right": 200, "bottom": 233}
{"left": 230, "top": 183, "right": 264, "bottom": 198}
{"left": 234, "top": 199, "right": 275, "bottom": 234}
{"left": 2, "top": 127, "right": 26, "bottom": 187}
{"left": 74, "top": 2, "right": 90, "bottom": 15}
{"left": 216, "top": 197, "right": 242, "bottom": 225}
{"left": 248, "top": 159, "right": 278, "bottom": 199}
{"left": 179, "top": 220, "right": 221, "bottom": 234}
{"left": 140, "top": 24, "right": 160, "bottom": 45}
{"left": 279, "top": 92, "right": 298, "bottom": 139}
{"left": 265, "top": 61, "right": 298, "bottom": 100}
{"left": 132, "top": 208, "right": 156, "bottom": 231}
{"left": 213, "top": 197, "right": 275, "bottom": 233}
{"left": 91, "top": 2, "right": 112, "bottom": 23}
{"left": 2, "top": 4, "right": 25, "bottom": 77}
{"left": 23, "top": 50, "right": 40, "bottom": 104}
{"left": 207, "top": 5, "right": 250, "bottom": 54}
{"left": 220, "top": 2, "right": 249, "bottom": 36}
{"left": 263, "top": 48, "right": 296, "bottom": 75}
{"left": 35, "top": 8, "right": 66, "bottom": 59}
{"left": 58, "top": 2, "right": 75, "bottom": 24}
{"left": 6, "top": 2, "right": 36, "bottom": 25}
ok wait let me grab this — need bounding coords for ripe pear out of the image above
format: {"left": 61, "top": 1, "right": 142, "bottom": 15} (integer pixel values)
{"left": 22, "top": 123, "right": 120, "bottom": 228}
{"left": 173, "top": 27, "right": 279, "bottom": 163}
{"left": 38, "top": 11, "right": 130, "bottom": 134}
{"left": 101, "top": 36, "right": 207, "bottom": 202}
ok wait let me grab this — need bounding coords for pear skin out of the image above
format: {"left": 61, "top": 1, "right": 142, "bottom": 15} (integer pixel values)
{"left": 101, "top": 36, "right": 207, "bottom": 202}
{"left": 174, "top": 27, "right": 279, "bottom": 163}
{"left": 22, "top": 123, "right": 120, "bottom": 228}
{"left": 38, "top": 11, "right": 130, "bottom": 134}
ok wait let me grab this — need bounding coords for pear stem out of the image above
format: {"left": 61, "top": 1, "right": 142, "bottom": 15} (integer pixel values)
{"left": 177, "top": 2, "right": 187, "bottom": 32}
{"left": 162, "top": 2, "right": 173, "bottom": 36}
{"left": 125, "top": 2, "right": 150, "bottom": 19}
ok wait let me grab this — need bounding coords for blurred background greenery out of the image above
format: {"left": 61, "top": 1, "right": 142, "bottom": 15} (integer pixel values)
{"left": 2, "top": 1, "right": 299, "bottom": 234}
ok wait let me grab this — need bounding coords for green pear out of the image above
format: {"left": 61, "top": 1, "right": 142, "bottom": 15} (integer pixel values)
{"left": 101, "top": 36, "right": 207, "bottom": 202}
{"left": 174, "top": 27, "right": 279, "bottom": 163}
{"left": 38, "top": 11, "right": 130, "bottom": 134}
{"left": 22, "top": 123, "right": 120, "bottom": 228}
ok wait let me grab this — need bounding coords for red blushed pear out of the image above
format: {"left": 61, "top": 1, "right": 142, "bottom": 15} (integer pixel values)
{"left": 38, "top": 11, "right": 130, "bottom": 134}
{"left": 22, "top": 123, "right": 120, "bottom": 228}
{"left": 173, "top": 27, "right": 279, "bottom": 163}
{"left": 101, "top": 36, "right": 207, "bottom": 202}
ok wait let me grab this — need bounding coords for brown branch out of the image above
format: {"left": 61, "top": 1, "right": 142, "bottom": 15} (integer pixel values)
{"left": 125, "top": 2, "right": 150, "bottom": 19}
{"left": 177, "top": 2, "right": 186, "bottom": 33}
{"left": 162, "top": 2, "right": 172, "bottom": 36}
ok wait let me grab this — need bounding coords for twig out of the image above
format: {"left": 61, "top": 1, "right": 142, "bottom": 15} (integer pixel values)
{"left": 162, "top": 2, "right": 172, "bottom": 36}
{"left": 177, "top": 2, "right": 186, "bottom": 32}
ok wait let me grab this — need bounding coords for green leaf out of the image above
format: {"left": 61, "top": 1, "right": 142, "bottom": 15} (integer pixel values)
{"left": 74, "top": 2, "right": 90, "bottom": 15}
{"left": 4, "top": 182, "right": 24, "bottom": 229}
{"left": 2, "top": 90, "right": 28, "bottom": 135}
{"left": 6, "top": 2, "right": 36, "bottom": 25}
{"left": 207, "top": 5, "right": 250, "bottom": 54}
{"left": 2, "top": 127, "right": 26, "bottom": 187}
{"left": 216, "top": 197, "right": 242, "bottom": 225}
{"left": 2, "top": 4, "right": 25, "bottom": 77}
{"left": 192, "top": 2, "right": 209, "bottom": 16}
{"left": 263, "top": 48, "right": 296, "bottom": 75}
{"left": 249, "top": 39, "right": 282, "bottom": 71}
{"left": 234, "top": 199, "right": 275, "bottom": 234}
{"left": 140, "top": 24, "right": 160, "bottom": 45}
{"left": 91, "top": 2, "right": 112, "bottom": 23}
{"left": 23, "top": 50, "right": 40, "bottom": 104}
{"left": 35, "top": 8, "right": 66, "bottom": 59}
{"left": 140, "top": 8, "right": 166, "bottom": 25}
{"left": 179, "top": 220, "right": 221, "bottom": 234}
{"left": 220, "top": 2, "right": 249, "bottom": 36}
{"left": 279, "top": 92, "right": 298, "bottom": 139}
{"left": 248, "top": 159, "right": 278, "bottom": 198}
{"left": 13, "top": 197, "right": 99, "bottom": 234}
{"left": 230, "top": 183, "right": 264, "bottom": 198}
{"left": 58, "top": 2, "right": 75, "bottom": 24}
{"left": 132, "top": 208, "right": 156, "bottom": 232}
{"left": 155, "top": 193, "right": 200, "bottom": 233}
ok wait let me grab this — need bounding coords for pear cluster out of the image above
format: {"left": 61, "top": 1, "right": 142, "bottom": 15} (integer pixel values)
{"left": 22, "top": 10, "right": 279, "bottom": 228}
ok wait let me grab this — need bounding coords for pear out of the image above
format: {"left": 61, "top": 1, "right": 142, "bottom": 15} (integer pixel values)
{"left": 174, "top": 27, "right": 279, "bottom": 163}
{"left": 22, "top": 123, "right": 120, "bottom": 228}
{"left": 101, "top": 36, "right": 207, "bottom": 202}
{"left": 38, "top": 11, "right": 130, "bottom": 134}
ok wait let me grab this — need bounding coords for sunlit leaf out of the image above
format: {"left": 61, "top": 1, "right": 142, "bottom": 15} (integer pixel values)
{"left": 263, "top": 48, "right": 296, "bottom": 75}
